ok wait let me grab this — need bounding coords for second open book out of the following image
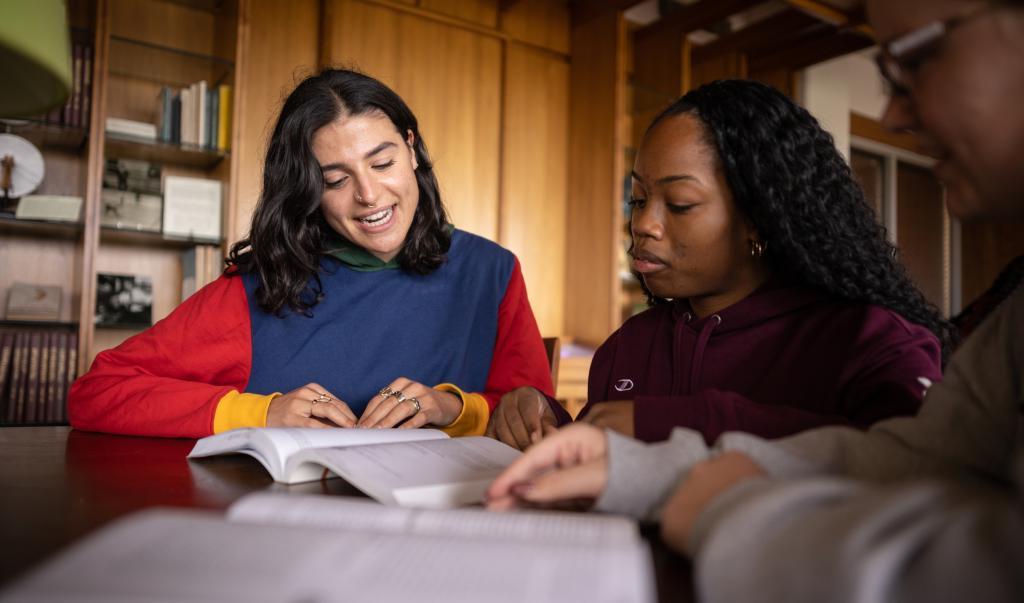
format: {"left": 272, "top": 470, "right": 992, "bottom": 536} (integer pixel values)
{"left": 188, "top": 427, "right": 520, "bottom": 508}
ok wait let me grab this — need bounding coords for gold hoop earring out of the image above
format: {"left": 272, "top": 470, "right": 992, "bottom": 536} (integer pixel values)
{"left": 749, "top": 240, "right": 767, "bottom": 258}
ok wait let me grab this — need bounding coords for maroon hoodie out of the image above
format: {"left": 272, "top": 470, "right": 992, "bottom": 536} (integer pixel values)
{"left": 554, "top": 278, "right": 943, "bottom": 444}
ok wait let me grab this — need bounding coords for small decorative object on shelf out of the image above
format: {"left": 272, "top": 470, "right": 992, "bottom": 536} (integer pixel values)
{"left": 5, "top": 283, "right": 62, "bottom": 322}
{"left": 95, "top": 273, "right": 153, "bottom": 328}
{"left": 0, "top": 133, "right": 45, "bottom": 215}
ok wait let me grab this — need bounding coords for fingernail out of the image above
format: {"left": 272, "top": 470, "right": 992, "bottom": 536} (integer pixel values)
{"left": 531, "top": 431, "right": 541, "bottom": 443}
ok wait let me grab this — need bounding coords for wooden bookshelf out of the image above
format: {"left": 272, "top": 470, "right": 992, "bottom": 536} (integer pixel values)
{"left": 105, "top": 133, "right": 228, "bottom": 169}
{"left": 0, "top": 0, "right": 247, "bottom": 425}
{"left": 0, "top": 216, "right": 83, "bottom": 240}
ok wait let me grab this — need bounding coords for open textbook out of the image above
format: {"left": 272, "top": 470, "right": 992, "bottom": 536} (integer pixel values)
{"left": 1, "top": 493, "right": 655, "bottom": 602}
{"left": 187, "top": 428, "right": 521, "bottom": 508}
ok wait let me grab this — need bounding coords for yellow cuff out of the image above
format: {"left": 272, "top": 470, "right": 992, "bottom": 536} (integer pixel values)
{"left": 213, "top": 390, "right": 278, "bottom": 433}
{"left": 434, "top": 383, "right": 489, "bottom": 437}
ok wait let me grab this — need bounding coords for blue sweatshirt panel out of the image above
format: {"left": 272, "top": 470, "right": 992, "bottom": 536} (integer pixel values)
{"left": 243, "top": 230, "right": 514, "bottom": 414}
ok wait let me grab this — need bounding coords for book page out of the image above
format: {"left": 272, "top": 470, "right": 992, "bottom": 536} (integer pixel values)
{"left": 2, "top": 510, "right": 655, "bottom": 603}
{"left": 290, "top": 436, "right": 520, "bottom": 507}
{"left": 187, "top": 428, "right": 449, "bottom": 482}
{"left": 229, "top": 492, "right": 642, "bottom": 548}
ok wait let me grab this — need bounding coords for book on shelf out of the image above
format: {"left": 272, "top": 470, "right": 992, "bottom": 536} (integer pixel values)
{"left": 0, "top": 333, "right": 13, "bottom": 421}
{"left": 5, "top": 283, "right": 62, "bottom": 322}
{"left": 14, "top": 195, "right": 83, "bottom": 223}
{"left": 3, "top": 492, "right": 654, "bottom": 602}
{"left": 188, "top": 428, "right": 521, "bottom": 508}
{"left": 38, "top": 39, "right": 92, "bottom": 128}
{"left": 95, "top": 274, "right": 153, "bottom": 328}
{"left": 180, "top": 244, "right": 221, "bottom": 301}
{"left": 7, "top": 331, "right": 27, "bottom": 422}
{"left": 197, "top": 80, "right": 208, "bottom": 149}
{"left": 217, "top": 84, "right": 232, "bottom": 151}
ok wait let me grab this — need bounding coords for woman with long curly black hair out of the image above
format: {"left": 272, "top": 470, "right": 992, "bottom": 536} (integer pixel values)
{"left": 69, "top": 69, "right": 554, "bottom": 437}
{"left": 488, "top": 79, "right": 947, "bottom": 450}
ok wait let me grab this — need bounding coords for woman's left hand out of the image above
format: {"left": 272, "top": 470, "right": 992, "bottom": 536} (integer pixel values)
{"left": 357, "top": 377, "right": 463, "bottom": 429}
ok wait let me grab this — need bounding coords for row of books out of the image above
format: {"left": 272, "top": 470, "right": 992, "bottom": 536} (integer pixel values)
{"left": 157, "top": 82, "right": 232, "bottom": 151}
{"left": 36, "top": 40, "right": 93, "bottom": 129}
{"left": 0, "top": 329, "right": 78, "bottom": 425}
{"left": 182, "top": 244, "right": 224, "bottom": 302}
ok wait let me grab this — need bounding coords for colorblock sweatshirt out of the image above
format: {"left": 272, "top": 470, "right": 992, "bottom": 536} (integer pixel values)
{"left": 68, "top": 230, "right": 554, "bottom": 438}
{"left": 553, "top": 276, "right": 943, "bottom": 443}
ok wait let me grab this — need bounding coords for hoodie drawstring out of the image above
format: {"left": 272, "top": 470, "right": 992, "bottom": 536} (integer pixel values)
{"left": 688, "top": 314, "right": 721, "bottom": 393}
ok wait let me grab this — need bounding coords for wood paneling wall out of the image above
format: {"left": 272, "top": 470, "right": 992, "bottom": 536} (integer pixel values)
{"left": 322, "top": 0, "right": 503, "bottom": 241}
{"left": 230, "top": 0, "right": 320, "bottom": 245}
{"left": 565, "top": 12, "right": 627, "bottom": 346}
{"left": 501, "top": 44, "right": 569, "bottom": 335}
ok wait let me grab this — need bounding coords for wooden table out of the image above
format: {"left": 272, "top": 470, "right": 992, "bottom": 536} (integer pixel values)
{"left": 0, "top": 427, "right": 693, "bottom": 600}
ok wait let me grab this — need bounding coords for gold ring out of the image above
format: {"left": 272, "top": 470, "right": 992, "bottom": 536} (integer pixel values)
{"left": 378, "top": 386, "right": 394, "bottom": 399}
{"left": 392, "top": 391, "right": 407, "bottom": 403}
{"left": 407, "top": 397, "right": 421, "bottom": 415}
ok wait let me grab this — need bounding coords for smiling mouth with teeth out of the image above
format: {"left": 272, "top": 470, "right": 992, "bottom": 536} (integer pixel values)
{"left": 358, "top": 206, "right": 394, "bottom": 224}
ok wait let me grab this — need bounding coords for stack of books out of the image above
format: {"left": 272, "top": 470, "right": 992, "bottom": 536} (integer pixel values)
{"left": 157, "top": 82, "right": 232, "bottom": 151}
{"left": 0, "top": 329, "right": 78, "bottom": 425}
{"left": 105, "top": 117, "right": 158, "bottom": 141}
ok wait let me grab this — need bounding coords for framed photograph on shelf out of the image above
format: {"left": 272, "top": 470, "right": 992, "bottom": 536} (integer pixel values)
{"left": 101, "top": 158, "right": 163, "bottom": 232}
{"left": 95, "top": 274, "right": 153, "bottom": 328}
{"left": 162, "top": 176, "right": 221, "bottom": 242}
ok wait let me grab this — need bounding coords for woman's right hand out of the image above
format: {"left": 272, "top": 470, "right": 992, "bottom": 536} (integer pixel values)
{"left": 485, "top": 423, "right": 609, "bottom": 511}
{"left": 266, "top": 383, "right": 358, "bottom": 428}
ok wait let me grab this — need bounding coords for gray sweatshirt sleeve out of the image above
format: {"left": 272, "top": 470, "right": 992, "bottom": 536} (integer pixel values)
{"left": 593, "top": 429, "right": 709, "bottom": 521}
{"left": 686, "top": 455, "right": 1024, "bottom": 603}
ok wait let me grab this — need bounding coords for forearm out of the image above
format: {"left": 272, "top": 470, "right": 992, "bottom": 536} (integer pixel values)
{"left": 690, "top": 476, "right": 1024, "bottom": 603}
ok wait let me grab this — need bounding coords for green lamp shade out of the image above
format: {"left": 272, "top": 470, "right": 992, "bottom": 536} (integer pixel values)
{"left": 0, "top": 0, "right": 72, "bottom": 117}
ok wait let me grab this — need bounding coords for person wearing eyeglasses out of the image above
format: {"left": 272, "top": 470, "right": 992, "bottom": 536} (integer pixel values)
{"left": 488, "top": 1, "right": 1024, "bottom": 600}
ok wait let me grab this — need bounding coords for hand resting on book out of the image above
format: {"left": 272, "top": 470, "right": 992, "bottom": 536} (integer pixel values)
{"left": 267, "top": 382, "right": 357, "bottom": 428}
{"left": 358, "top": 376, "right": 463, "bottom": 429}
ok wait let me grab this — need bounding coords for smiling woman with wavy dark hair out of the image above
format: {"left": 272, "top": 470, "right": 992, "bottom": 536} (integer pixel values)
{"left": 487, "top": 78, "right": 948, "bottom": 450}
{"left": 68, "top": 69, "right": 554, "bottom": 439}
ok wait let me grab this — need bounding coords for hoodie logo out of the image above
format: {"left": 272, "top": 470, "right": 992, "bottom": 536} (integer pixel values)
{"left": 614, "top": 379, "right": 634, "bottom": 392}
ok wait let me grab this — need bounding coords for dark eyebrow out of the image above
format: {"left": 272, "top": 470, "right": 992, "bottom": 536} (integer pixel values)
{"left": 320, "top": 141, "right": 398, "bottom": 171}
{"left": 630, "top": 170, "right": 702, "bottom": 186}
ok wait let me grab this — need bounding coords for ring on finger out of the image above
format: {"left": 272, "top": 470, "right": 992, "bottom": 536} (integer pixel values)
{"left": 313, "top": 392, "right": 331, "bottom": 404}
{"left": 378, "top": 386, "right": 395, "bottom": 399}
{"left": 406, "top": 397, "right": 421, "bottom": 415}
{"left": 391, "top": 390, "right": 407, "bottom": 404}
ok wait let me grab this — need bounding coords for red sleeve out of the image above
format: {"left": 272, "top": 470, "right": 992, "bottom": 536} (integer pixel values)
{"left": 67, "top": 274, "right": 252, "bottom": 438}
{"left": 477, "top": 258, "right": 555, "bottom": 411}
